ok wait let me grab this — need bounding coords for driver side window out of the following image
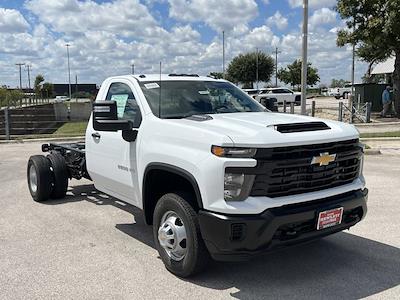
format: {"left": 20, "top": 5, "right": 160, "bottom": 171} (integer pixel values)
{"left": 106, "top": 82, "right": 139, "bottom": 122}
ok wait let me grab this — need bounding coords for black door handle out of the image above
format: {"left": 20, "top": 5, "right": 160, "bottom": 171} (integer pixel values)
{"left": 92, "top": 132, "right": 101, "bottom": 139}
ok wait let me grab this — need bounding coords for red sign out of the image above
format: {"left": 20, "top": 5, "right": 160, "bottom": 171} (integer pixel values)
{"left": 317, "top": 207, "right": 344, "bottom": 230}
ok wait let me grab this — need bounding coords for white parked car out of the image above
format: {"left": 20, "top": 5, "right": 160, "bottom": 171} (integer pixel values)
{"left": 243, "top": 88, "right": 259, "bottom": 98}
{"left": 27, "top": 74, "right": 367, "bottom": 277}
{"left": 255, "top": 87, "right": 301, "bottom": 105}
{"left": 55, "top": 95, "right": 70, "bottom": 102}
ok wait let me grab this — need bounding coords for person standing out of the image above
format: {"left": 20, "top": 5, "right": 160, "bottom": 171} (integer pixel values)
{"left": 381, "top": 86, "right": 391, "bottom": 117}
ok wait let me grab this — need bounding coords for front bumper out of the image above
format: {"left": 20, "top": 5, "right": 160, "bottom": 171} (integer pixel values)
{"left": 198, "top": 188, "right": 368, "bottom": 261}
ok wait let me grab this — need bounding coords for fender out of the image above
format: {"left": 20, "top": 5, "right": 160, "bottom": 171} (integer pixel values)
{"left": 142, "top": 162, "right": 203, "bottom": 224}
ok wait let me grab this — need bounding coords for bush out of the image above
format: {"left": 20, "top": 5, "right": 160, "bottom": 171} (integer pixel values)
{"left": 0, "top": 88, "right": 24, "bottom": 107}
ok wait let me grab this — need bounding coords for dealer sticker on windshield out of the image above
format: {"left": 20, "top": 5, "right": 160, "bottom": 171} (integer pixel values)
{"left": 144, "top": 82, "right": 160, "bottom": 89}
{"left": 317, "top": 207, "right": 343, "bottom": 230}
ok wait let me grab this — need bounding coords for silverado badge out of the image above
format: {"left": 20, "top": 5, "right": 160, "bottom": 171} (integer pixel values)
{"left": 311, "top": 152, "right": 337, "bottom": 166}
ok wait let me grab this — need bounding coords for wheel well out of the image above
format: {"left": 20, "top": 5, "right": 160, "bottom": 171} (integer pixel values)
{"left": 143, "top": 166, "right": 202, "bottom": 225}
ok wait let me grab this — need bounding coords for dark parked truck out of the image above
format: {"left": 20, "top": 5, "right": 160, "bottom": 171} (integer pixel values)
{"left": 27, "top": 74, "right": 368, "bottom": 277}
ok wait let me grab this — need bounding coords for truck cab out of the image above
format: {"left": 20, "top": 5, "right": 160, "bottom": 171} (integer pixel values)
{"left": 27, "top": 74, "right": 368, "bottom": 277}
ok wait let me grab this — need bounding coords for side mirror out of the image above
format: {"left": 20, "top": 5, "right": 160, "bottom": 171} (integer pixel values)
{"left": 93, "top": 101, "right": 133, "bottom": 132}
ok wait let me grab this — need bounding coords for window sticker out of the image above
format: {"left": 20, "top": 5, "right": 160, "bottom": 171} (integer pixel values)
{"left": 198, "top": 90, "right": 210, "bottom": 95}
{"left": 111, "top": 94, "right": 129, "bottom": 118}
{"left": 144, "top": 82, "right": 160, "bottom": 89}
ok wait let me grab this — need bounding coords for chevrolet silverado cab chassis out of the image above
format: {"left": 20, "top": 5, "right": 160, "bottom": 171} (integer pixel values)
{"left": 27, "top": 74, "right": 368, "bottom": 277}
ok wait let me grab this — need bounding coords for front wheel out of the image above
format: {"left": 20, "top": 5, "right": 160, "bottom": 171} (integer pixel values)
{"left": 153, "top": 193, "right": 209, "bottom": 277}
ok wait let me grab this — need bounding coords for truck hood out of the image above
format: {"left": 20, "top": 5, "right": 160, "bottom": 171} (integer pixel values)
{"left": 181, "top": 112, "right": 359, "bottom": 147}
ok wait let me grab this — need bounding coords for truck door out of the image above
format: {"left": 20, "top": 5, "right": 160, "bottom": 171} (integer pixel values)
{"left": 86, "top": 80, "right": 142, "bottom": 207}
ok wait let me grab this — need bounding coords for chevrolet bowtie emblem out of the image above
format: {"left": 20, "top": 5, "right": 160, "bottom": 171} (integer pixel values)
{"left": 311, "top": 152, "right": 337, "bottom": 166}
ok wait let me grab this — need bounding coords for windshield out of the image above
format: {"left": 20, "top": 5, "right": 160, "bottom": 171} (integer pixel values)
{"left": 139, "top": 80, "right": 265, "bottom": 119}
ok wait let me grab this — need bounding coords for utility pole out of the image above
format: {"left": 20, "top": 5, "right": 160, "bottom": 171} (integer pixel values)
{"left": 274, "top": 47, "right": 281, "bottom": 87}
{"left": 300, "top": 0, "right": 308, "bottom": 115}
{"left": 25, "top": 64, "right": 32, "bottom": 104}
{"left": 25, "top": 64, "right": 32, "bottom": 90}
{"left": 350, "top": 18, "right": 356, "bottom": 110}
{"left": 256, "top": 47, "right": 259, "bottom": 90}
{"left": 222, "top": 31, "right": 225, "bottom": 78}
{"left": 15, "top": 63, "right": 25, "bottom": 89}
{"left": 75, "top": 74, "right": 78, "bottom": 101}
{"left": 65, "top": 43, "right": 72, "bottom": 100}
{"left": 131, "top": 63, "right": 135, "bottom": 75}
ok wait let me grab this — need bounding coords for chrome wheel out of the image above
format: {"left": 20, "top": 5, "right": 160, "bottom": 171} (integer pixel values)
{"left": 29, "top": 164, "right": 38, "bottom": 193}
{"left": 158, "top": 211, "right": 187, "bottom": 261}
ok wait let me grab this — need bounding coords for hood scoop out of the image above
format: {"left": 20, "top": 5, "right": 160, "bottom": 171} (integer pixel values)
{"left": 273, "top": 122, "right": 331, "bottom": 133}
{"left": 186, "top": 114, "right": 213, "bottom": 121}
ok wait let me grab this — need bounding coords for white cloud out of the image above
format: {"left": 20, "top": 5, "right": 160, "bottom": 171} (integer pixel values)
{"left": 25, "top": 0, "right": 166, "bottom": 39}
{"left": 0, "top": 0, "right": 367, "bottom": 87}
{"left": 267, "top": 11, "right": 288, "bottom": 31}
{"left": 288, "top": 0, "right": 337, "bottom": 9}
{"left": 309, "top": 8, "right": 337, "bottom": 30}
{"left": 168, "top": 0, "right": 258, "bottom": 32}
{"left": 0, "top": 8, "right": 30, "bottom": 33}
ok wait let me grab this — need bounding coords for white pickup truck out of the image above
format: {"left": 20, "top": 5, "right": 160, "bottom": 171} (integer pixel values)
{"left": 27, "top": 74, "right": 367, "bottom": 277}
{"left": 329, "top": 86, "right": 352, "bottom": 99}
{"left": 255, "top": 87, "right": 301, "bottom": 105}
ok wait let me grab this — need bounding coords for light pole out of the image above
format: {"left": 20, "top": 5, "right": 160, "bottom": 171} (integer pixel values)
{"left": 274, "top": 47, "right": 281, "bottom": 87}
{"left": 300, "top": 0, "right": 308, "bottom": 115}
{"left": 131, "top": 63, "right": 135, "bottom": 75}
{"left": 256, "top": 47, "right": 259, "bottom": 90}
{"left": 15, "top": 63, "right": 25, "bottom": 89}
{"left": 65, "top": 43, "right": 72, "bottom": 100}
{"left": 222, "top": 31, "right": 225, "bottom": 78}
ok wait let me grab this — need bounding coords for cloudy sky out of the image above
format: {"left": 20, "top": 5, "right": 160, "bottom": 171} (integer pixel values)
{"left": 0, "top": 0, "right": 367, "bottom": 88}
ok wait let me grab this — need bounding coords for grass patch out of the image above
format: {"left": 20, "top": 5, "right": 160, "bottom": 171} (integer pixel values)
{"left": 360, "top": 131, "right": 400, "bottom": 138}
{"left": 53, "top": 121, "right": 87, "bottom": 136}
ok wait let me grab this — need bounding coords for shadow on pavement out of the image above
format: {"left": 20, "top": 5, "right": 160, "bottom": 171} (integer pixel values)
{"left": 49, "top": 183, "right": 400, "bottom": 299}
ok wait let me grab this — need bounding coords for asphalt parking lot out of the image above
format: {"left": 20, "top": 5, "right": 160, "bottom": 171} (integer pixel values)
{"left": 0, "top": 142, "right": 399, "bottom": 299}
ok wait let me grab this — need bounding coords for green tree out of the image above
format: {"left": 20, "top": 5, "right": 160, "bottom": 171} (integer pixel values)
{"left": 336, "top": 0, "right": 400, "bottom": 116}
{"left": 330, "top": 79, "right": 350, "bottom": 88}
{"left": 277, "top": 59, "right": 320, "bottom": 90}
{"left": 226, "top": 51, "right": 274, "bottom": 88}
{"left": 42, "top": 82, "right": 54, "bottom": 98}
{"left": 208, "top": 72, "right": 224, "bottom": 79}
{"left": 34, "top": 74, "right": 44, "bottom": 97}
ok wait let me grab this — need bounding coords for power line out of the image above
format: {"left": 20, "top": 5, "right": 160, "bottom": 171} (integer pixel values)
{"left": 15, "top": 63, "right": 25, "bottom": 89}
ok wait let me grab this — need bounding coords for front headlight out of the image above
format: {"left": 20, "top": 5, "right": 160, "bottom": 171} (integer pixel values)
{"left": 359, "top": 154, "right": 364, "bottom": 177}
{"left": 359, "top": 143, "right": 365, "bottom": 177}
{"left": 224, "top": 172, "right": 255, "bottom": 201}
{"left": 212, "top": 146, "right": 257, "bottom": 158}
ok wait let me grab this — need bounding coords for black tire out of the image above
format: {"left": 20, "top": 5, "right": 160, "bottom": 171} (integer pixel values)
{"left": 153, "top": 193, "right": 210, "bottom": 277}
{"left": 47, "top": 153, "right": 69, "bottom": 199}
{"left": 27, "top": 155, "right": 52, "bottom": 202}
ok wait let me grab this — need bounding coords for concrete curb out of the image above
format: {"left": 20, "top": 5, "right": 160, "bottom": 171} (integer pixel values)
{"left": 360, "top": 137, "right": 400, "bottom": 142}
{"left": 356, "top": 121, "right": 400, "bottom": 126}
{"left": 0, "top": 136, "right": 85, "bottom": 144}
{"left": 364, "top": 149, "right": 382, "bottom": 155}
